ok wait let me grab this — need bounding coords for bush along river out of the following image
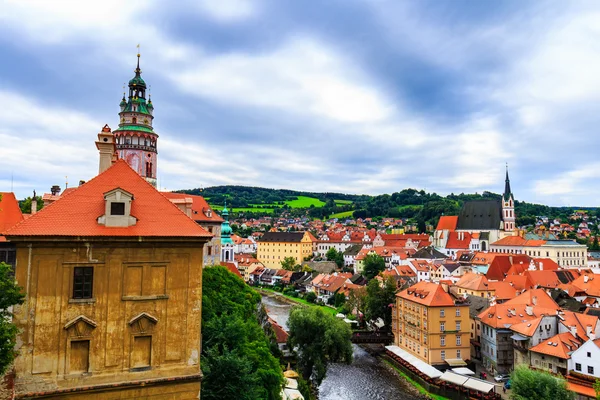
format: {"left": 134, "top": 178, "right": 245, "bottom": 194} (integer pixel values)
{"left": 262, "top": 293, "right": 424, "bottom": 400}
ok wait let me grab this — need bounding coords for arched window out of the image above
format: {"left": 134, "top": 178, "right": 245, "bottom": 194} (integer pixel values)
{"left": 132, "top": 117, "right": 137, "bottom": 124}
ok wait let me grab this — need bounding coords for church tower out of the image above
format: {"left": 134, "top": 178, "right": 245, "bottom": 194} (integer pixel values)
{"left": 502, "top": 166, "right": 515, "bottom": 232}
{"left": 113, "top": 52, "right": 158, "bottom": 187}
{"left": 220, "top": 202, "right": 235, "bottom": 263}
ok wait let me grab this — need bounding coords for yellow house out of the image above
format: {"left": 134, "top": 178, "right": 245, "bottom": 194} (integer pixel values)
{"left": 6, "top": 161, "right": 211, "bottom": 399}
{"left": 392, "top": 281, "right": 471, "bottom": 366}
{"left": 257, "top": 232, "right": 314, "bottom": 269}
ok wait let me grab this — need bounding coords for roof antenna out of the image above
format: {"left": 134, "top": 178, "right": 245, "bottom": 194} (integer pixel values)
{"left": 65, "top": 176, "right": 68, "bottom": 189}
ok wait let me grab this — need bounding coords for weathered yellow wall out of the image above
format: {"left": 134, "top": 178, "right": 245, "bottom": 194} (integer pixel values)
{"left": 11, "top": 240, "right": 204, "bottom": 399}
{"left": 257, "top": 233, "right": 313, "bottom": 269}
{"left": 393, "top": 297, "right": 471, "bottom": 366}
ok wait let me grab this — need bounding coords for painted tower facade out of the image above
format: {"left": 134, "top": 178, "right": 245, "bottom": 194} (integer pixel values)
{"left": 502, "top": 167, "right": 515, "bottom": 231}
{"left": 221, "top": 203, "right": 235, "bottom": 262}
{"left": 113, "top": 53, "right": 158, "bottom": 187}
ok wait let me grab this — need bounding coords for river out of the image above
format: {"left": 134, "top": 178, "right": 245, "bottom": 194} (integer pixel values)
{"left": 262, "top": 294, "right": 421, "bottom": 400}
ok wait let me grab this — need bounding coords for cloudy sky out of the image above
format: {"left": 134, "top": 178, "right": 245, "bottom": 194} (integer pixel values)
{"left": 1, "top": 0, "right": 600, "bottom": 206}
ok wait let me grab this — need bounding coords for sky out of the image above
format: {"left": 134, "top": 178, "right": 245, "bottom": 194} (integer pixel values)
{"left": 1, "top": 0, "right": 600, "bottom": 206}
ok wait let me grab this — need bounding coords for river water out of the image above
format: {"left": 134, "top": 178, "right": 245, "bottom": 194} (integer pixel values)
{"left": 262, "top": 294, "right": 421, "bottom": 400}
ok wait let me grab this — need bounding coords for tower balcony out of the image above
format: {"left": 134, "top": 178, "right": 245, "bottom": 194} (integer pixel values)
{"left": 116, "top": 144, "right": 156, "bottom": 152}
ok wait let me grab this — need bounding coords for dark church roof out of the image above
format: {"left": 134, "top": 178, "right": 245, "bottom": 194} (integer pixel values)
{"left": 259, "top": 231, "right": 305, "bottom": 242}
{"left": 456, "top": 200, "right": 502, "bottom": 230}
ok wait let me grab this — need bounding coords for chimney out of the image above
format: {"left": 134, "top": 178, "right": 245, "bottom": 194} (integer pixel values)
{"left": 532, "top": 296, "right": 537, "bottom": 305}
{"left": 570, "top": 325, "right": 577, "bottom": 337}
{"left": 525, "top": 305, "right": 533, "bottom": 316}
{"left": 31, "top": 190, "right": 37, "bottom": 215}
{"left": 95, "top": 124, "right": 115, "bottom": 174}
{"left": 50, "top": 185, "right": 61, "bottom": 196}
{"left": 584, "top": 275, "right": 590, "bottom": 283}
{"left": 586, "top": 325, "right": 593, "bottom": 338}
{"left": 539, "top": 262, "right": 543, "bottom": 271}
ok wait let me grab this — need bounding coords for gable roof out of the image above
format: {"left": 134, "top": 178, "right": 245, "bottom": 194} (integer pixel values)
{"left": 446, "top": 231, "right": 472, "bottom": 249}
{"left": 398, "top": 281, "right": 458, "bottom": 307}
{"left": 411, "top": 246, "right": 447, "bottom": 260}
{"left": 259, "top": 231, "right": 306, "bottom": 243}
{"left": 529, "top": 332, "right": 582, "bottom": 359}
{"left": 436, "top": 215, "right": 458, "bottom": 231}
{"left": 456, "top": 200, "right": 502, "bottom": 230}
{"left": 455, "top": 272, "right": 489, "bottom": 291}
{"left": 5, "top": 161, "right": 212, "bottom": 239}
{"left": 0, "top": 192, "right": 24, "bottom": 241}
{"left": 161, "top": 192, "right": 223, "bottom": 223}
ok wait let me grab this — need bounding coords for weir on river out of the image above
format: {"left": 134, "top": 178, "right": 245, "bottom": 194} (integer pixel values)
{"left": 262, "top": 295, "right": 421, "bottom": 400}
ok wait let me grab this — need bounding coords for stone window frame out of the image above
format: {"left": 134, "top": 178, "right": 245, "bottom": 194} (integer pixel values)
{"left": 63, "top": 315, "right": 97, "bottom": 376}
{"left": 128, "top": 312, "right": 158, "bottom": 372}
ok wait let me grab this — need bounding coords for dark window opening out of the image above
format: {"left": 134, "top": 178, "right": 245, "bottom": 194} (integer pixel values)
{"left": 73, "top": 267, "right": 93, "bottom": 299}
{"left": 111, "top": 202, "right": 125, "bottom": 216}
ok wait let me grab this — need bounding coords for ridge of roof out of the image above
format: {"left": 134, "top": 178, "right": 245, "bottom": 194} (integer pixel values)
{"left": 6, "top": 160, "right": 212, "bottom": 238}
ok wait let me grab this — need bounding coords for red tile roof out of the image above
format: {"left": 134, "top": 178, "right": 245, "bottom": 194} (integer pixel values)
{"left": 398, "top": 281, "right": 456, "bottom": 307}
{"left": 446, "top": 231, "right": 471, "bottom": 249}
{"left": 221, "top": 262, "right": 243, "bottom": 279}
{"left": 455, "top": 272, "right": 489, "bottom": 291}
{"left": 436, "top": 216, "right": 458, "bottom": 231}
{"left": 161, "top": 192, "right": 224, "bottom": 223}
{"left": 6, "top": 161, "right": 212, "bottom": 239}
{"left": 0, "top": 192, "right": 24, "bottom": 241}
{"left": 529, "top": 332, "right": 582, "bottom": 359}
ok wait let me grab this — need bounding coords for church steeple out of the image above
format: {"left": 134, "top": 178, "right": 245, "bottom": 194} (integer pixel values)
{"left": 112, "top": 49, "right": 159, "bottom": 187}
{"left": 503, "top": 164, "right": 512, "bottom": 202}
{"left": 502, "top": 164, "right": 515, "bottom": 232}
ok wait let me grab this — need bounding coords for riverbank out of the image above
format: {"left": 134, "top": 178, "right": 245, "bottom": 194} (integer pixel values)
{"left": 257, "top": 287, "right": 338, "bottom": 316}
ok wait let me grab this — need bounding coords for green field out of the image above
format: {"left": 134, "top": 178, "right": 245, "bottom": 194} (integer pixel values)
{"left": 334, "top": 199, "right": 353, "bottom": 205}
{"left": 284, "top": 196, "right": 326, "bottom": 208}
{"left": 210, "top": 196, "right": 328, "bottom": 213}
{"left": 330, "top": 210, "right": 354, "bottom": 219}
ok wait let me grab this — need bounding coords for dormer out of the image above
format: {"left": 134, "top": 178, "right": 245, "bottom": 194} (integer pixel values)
{"left": 203, "top": 207, "right": 212, "bottom": 218}
{"left": 98, "top": 188, "right": 137, "bottom": 227}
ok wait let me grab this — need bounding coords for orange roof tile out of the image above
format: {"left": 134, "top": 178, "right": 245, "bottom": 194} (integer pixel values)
{"left": 221, "top": 262, "right": 243, "bottom": 279}
{"left": 162, "top": 192, "right": 224, "bottom": 223}
{"left": 529, "top": 332, "right": 582, "bottom": 359}
{"left": 436, "top": 216, "right": 458, "bottom": 231}
{"left": 487, "top": 281, "right": 517, "bottom": 300}
{"left": 6, "top": 161, "right": 212, "bottom": 239}
{"left": 398, "top": 281, "right": 456, "bottom": 307}
{"left": 455, "top": 272, "right": 489, "bottom": 291}
{"left": 567, "top": 382, "right": 596, "bottom": 398}
{"left": 0, "top": 192, "right": 24, "bottom": 241}
{"left": 446, "top": 231, "right": 471, "bottom": 249}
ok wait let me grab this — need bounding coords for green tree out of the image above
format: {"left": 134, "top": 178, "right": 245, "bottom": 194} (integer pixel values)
{"left": 510, "top": 365, "right": 573, "bottom": 400}
{"left": 19, "top": 195, "right": 43, "bottom": 214}
{"left": 305, "top": 292, "right": 317, "bottom": 303}
{"left": 325, "top": 248, "right": 344, "bottom": 269}
{"left": 281, "top": 256, "right": 298, "bottom": 271}
{"left": 594, "top": 378, "right": 600, "bottom": 400}
{"left": 0, "top": 261, "right": 25, "bottom": 374}
{"left": 365, "top": 277, "right": 396, "bottom": 329}
{"left": 287, "top": 307, "right": 353, "bottom": 385}
{"left": 202, "top": 266, "right": 283, "bottom": 400}
{"left": 363, "top": 253, "right": 385, "bottom": 280}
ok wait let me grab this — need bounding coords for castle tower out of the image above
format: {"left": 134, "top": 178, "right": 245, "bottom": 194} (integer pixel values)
{"left": 113, "top": 52, "right": 158, "bottom": 187}
{"left": 502, "top": 166, "right": 515, "bottom": 232}
{"left": 220, "top": 202, "right": 235, "bottom": 262}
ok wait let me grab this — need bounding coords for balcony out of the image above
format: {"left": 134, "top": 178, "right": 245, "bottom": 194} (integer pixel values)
{"left": 116, "top": 144, "right": 156, "bottom": 152}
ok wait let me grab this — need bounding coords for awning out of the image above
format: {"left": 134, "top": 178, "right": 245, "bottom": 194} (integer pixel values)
{"left": 510, "top": 333, "right": 528, "bottom": 341}
{"left": 440, "top": 371, "right": 469, "bottom": 386}
{"left": 385, "top": 345, "right": 443, "bottom": 379}
{"left": 463, "top": 378, "right": 496, "bottom": 393}
{"left": 445, "top": 358, "right": 467, "bottom": 367}
{"left": 452, "top": 367, "right": 475, "bottom": 376}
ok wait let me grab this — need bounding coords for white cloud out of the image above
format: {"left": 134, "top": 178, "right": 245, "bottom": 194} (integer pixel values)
{"left": 168, "top": 37, "right": 395, "bottom": 124}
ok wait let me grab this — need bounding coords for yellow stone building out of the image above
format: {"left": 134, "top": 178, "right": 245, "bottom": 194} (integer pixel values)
{"left": 257, "top": 232, "right": 314, "bottom": 269}
{"left": 392, "top": 281, "right": 471, "bottom": 366}
{"left": 6, "top": 161, "right": 212, "bottom": 399}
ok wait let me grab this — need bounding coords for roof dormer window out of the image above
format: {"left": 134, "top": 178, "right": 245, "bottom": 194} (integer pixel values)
{"left": 98, "top": 188, "right": 136, "bottom": 227}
